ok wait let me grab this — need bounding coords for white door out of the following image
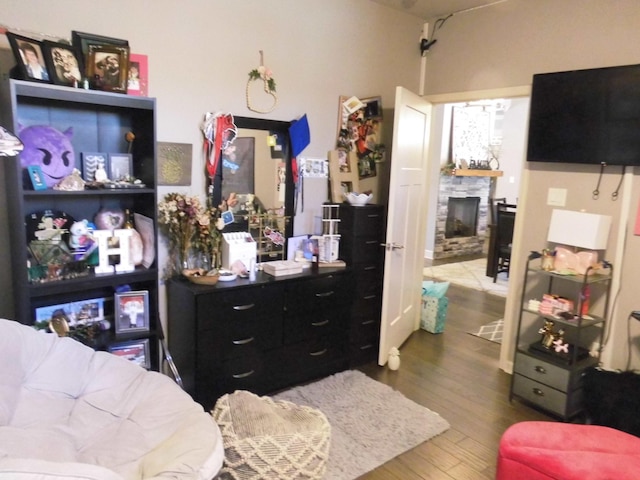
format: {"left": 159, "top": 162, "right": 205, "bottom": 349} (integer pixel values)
{"left": 378, "top": 87, "right": 432, "bottom": 366}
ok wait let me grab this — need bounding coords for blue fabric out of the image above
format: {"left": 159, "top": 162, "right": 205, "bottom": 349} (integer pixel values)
{"left": 289, "top": 114, "right": 310, "bottom": 157}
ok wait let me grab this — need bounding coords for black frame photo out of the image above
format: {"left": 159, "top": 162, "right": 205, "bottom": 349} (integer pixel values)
{"left": 114, "top": 290, "right": 150, "bottom": 334}
{"left": 108, "top": 339, "right": 150, "bottom": 369}
{"left": 6, "top": 32, "right": 50, "bottom": 83}
{"left": 87, "top": 44, "right": 130, "bottom": 93}
{"left": 71, "top": 30, "right": 129, "bottom": 75}
{"left": 41, "top": 40, "right": 83, "bottom": 86}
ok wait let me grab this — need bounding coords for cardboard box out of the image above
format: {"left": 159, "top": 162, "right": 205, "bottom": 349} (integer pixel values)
{"left": 420, "top": 296, "right": 448, "bottom": 334}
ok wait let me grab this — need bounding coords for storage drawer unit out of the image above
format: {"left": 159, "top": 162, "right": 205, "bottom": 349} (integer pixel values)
{"left": 168, "top": 268, "right": 352, "bottom": 408}
{"left": 339, "top": 203, "right": 385, "bottom": 366}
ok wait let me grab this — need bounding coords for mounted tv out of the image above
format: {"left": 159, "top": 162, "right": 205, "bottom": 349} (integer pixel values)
{"left": 527, "top": 63, "right": 640, "bottom": 166}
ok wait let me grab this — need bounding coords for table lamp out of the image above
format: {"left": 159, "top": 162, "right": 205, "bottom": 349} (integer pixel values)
{"left": 547, "top": 209, "right": 612, "bottom": 274}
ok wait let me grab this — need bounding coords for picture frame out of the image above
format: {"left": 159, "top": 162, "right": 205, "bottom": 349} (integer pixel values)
{"left": 71, "top": 30, "right": 129, "bottom": 76}
{"left": 81, "top": 152, "right": 109, "bottom": 182}
{"left": 328, "top": 149, "right": 359, "bottom": 203}
{"left": 87, "top": 44, "right": 130, "bottom": 93}
{"left": 34, "top": 297, "right": 108, "bottom": 330}
{"left": 127, "top": 53, "right": 148, "bottom": 96}
{"left": 6, "top": 32, "right": 51, "bottom": 83}
{"left": 114, "top": 290, "right": 150, "bottom": 334}
{"left": 108, "top": 153, "right": 132, "bottom": 180}
{"left": 27, "top": 165, "right": 47, "bottom": 190}
{"left": 108, "top": 339, "right": 150, "bottom": 369}
{"left": 41, "top": 40, "right": 82, "bottom": 86}
{"left": 157, "top": 142, "right": 192, "bottom": 186}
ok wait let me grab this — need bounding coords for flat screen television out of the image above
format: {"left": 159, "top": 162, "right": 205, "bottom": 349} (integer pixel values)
{"left": 527, "top": 63, "right": 640, "bottom": 166}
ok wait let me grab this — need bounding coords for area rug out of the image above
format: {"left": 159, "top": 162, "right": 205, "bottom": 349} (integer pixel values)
{"left": 469, "top": 318, "right": 504, "bottom": 344}
{"left": 273, "top": 370, "right": 450, "bottom": 480}
{"left": 423, "top": 257, "right": 509, "bottom": 297}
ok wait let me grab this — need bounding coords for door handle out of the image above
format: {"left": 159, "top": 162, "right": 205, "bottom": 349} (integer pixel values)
{"left": 380, "top": 242, "right": 404, "bottom": 251}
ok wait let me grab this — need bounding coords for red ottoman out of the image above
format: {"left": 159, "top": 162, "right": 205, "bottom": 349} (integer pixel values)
{"left": 496, "top": 421, "right": 640, "bottom": 479}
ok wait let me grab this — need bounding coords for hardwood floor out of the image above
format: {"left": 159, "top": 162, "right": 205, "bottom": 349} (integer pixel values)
{"left": 355, "top": 283, "right": 552, "bottom": 479}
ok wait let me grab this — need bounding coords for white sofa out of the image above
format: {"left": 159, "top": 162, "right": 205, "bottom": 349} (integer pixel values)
{"left": 0, "top": 318, "right": 224, "bottom": 480}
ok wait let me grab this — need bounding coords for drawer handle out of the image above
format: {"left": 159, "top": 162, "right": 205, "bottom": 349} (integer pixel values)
{"left": 311, "top": 319, "right": 330, "bottom": 327}
{"left": 233, "top": 304, "right": 255, "bottom": 311}
{"left": 360, "top": 344, "right": 374, "bottom": 350}
{"left": 534, "top": 365, "right": 547, "bottom": 374}
{"left": 315, "top": 291, "right": 335, "bottom": 298}
{"left": 310, "top": 348, "right": 328, "bottom": 357}
{"left": 232, "top": 337, "right": 255, "bottom": 345}
{"left": 367, "top": 214, "right": 380, "bottom": 218}
{"left": 364, "top": 294, "right": 377, "bottom": 300}
{"left": 232, "top": 370, "right": 255, "bottom": 379}
{"left": 365, "top": 240, "right": 378, "bottom": 245}
{"left": 532, "top": 388, "right": 545, "bottom": 397}
{"left": 362, "top": 320, "right": 375, "bottom": 325}
{"left": 364, "top": 266, "right": 377, "bottom": 271}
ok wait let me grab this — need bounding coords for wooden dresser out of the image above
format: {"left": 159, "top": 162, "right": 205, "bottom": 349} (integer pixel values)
{"left": 168, "top": 268, "right": 352, "bottom": 408}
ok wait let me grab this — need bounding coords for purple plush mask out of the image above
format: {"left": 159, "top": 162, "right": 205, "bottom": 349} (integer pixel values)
{"left": 19, "top": 125, "right": 75, "bottom": 187}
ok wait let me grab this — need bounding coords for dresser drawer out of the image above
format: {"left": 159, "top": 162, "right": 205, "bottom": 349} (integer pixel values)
{"left": 286, "top": 274, "right": 351, "bottom": 312}
{"left": 280, "top": 336, "right": 348, "bottom": 375}
{"left": 513, "top": 374, "right": 583, "bottom": 418}
{"left": 350, "top": 315, "right": 380, "bottom": 344}
{"left": 197, "top": 284, "right": 284, "bottom": 331}
{"left": 353, "top": 263, "right": 383, "bottom": 294}
{"left": 200, "top": 318, "right": 282, "bottom": 361}
{"left": 340, "top": 204, "right": 385, "bottom": 237}
{"left": 343, "top": 238, "right": 384, "bottom": 264}
{"left": 514, "top": 352, "right": 572, "bottom": 392}
{"left": 284, "top": 306, "right": 349, "bottom": 345}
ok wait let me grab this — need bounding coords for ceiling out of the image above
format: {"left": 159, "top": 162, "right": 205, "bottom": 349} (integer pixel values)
{"left": 368, "top": 0, "right": 505, "bottom": 20}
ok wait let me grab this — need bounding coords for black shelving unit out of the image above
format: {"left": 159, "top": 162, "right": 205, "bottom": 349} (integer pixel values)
{"left": 510, "top": 252, "right": 612, "bottom": 419}
{"left": 0, "top": 79, "right": 159, "bottom": 368}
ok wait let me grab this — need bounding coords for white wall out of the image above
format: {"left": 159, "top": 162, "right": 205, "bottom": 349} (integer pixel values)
{"left": 0, "top": 0, "right": 424, "bottom": 326}
{"left": 420, "top": 0, "right": 640, "bottom": 371}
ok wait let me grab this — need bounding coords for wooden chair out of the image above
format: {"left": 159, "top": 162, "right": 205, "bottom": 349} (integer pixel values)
{"left": 493, "top": 202, "right": 516, "bottom": 283}
{"left": 488, "top": 197, "right": 507, "bottom": 226}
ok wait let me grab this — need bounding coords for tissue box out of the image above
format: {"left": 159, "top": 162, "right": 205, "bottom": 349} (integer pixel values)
{"left": 420, "top": 296, "right": 448, "bottom": 334}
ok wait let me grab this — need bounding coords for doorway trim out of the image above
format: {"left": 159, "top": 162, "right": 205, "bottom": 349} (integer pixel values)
{"left": 423, "top": 84, "right": 531, "bottom": 376}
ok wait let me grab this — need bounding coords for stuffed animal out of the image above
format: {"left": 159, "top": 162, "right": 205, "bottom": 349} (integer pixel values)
{"left": 19, "top": 125, "right": 75, "bottom": 188}
{"left": 68, "top": 219, "right": 93, "bottom": 251}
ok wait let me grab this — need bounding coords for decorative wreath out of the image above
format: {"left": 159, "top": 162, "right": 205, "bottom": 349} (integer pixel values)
{"left": 246, "top": 51, "right": 277, "bottom": 114}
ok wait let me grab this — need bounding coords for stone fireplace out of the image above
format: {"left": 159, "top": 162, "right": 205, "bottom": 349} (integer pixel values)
{"left": 434, "top": 175, "right": 492, "bottom": 259}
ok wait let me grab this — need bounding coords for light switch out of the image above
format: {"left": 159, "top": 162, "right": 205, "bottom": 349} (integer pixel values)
{"left": 547, "top": 188, "right": 567, "bottom": 206}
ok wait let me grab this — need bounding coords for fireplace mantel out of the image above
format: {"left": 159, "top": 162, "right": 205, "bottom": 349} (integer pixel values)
{"left": 453, "top": 170, "right": 503, "bottom": 177}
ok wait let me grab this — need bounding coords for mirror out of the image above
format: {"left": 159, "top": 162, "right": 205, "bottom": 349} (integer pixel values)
{"left": 210, "top": 116, "right": 294, "bottom": 241}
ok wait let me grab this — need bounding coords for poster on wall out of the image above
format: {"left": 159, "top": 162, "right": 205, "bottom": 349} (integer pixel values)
{"left": 157, "top": 142, "right": 192, "bottom": 186}
{"left": 336, "top": 95, "right": 384, "bottom": 180}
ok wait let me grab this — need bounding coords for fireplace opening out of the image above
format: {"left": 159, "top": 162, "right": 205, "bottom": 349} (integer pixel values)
{"left": 445, "top": 197, "right": 480, "bottom": 238}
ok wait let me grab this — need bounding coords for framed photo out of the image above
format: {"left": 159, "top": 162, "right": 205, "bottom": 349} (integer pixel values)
{"left": 109, "top": 153, "right": 132, "bottom": 180}
{"left": 108, "top": 339, "right": 150, "bottom": 369}
{"left": 114, "top": 290, "right": 149, "bottom": 334}
{"left": 6, "top": 32, "right": 51, "bottom": 82}
{"left": 27, "top": 165, "right": 47, "bottom": 190}
{"left": 158, "top": 142, "right": 192, "bottom": 186}
{"left": 87, "top": 44, "right": 130, "bottom": 93}
{"left": 34, "top": 297, "right": 108, "bottom": 330}
{"left": 71, "top": 30, "right": 129, "bottom": 75}
{"left": 41, "top": 40, "right": 82, "bottom": 86}
{"left": 81, "top": 152, "right": 109, "bottom": 182}
{"left": 328, "top": 150, "right": 359, "bottom": 203}
{"left": 127, "top": 53, "right": 148, "bottom": 96}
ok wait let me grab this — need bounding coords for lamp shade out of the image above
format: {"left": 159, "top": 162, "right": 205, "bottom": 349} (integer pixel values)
{"left": 547, "top": 209, "right": 611, "bottom": 250}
